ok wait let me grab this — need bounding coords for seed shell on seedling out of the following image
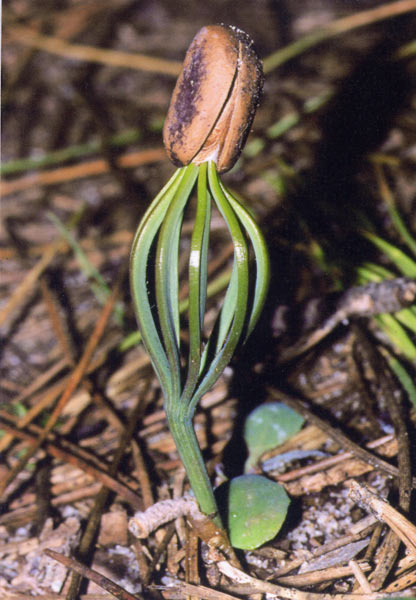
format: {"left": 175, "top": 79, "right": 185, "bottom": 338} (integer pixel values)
{"left": 163, "top": 24, "right": 263, "bottom": 172}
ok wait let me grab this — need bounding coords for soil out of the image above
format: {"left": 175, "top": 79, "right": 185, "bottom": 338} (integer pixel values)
{"left": 1, "top": 1, "right": 416, "bottom": 598}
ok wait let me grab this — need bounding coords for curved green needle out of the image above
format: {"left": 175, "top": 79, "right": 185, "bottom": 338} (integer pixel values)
{"left": 130, "top": 159, "right": 270, "bottom": 528}
{"left": 130, "top": 168, "right": 184, "bottom": 397}
{"left": 155, "top": 164, "right": 199, "bottom": 403}
{"left": 219, "top": 180, "right": 270, "bottom": 338}
{"left": 187, "top": 162, "right": 250, "bottom": 411}
{"left": 182, "top": 162, "right": 211, "bottom": 404}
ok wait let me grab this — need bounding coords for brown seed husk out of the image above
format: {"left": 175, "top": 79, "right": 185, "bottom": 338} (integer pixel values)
{"left": 163, "top": 25, "right": 263, "bottom": 173}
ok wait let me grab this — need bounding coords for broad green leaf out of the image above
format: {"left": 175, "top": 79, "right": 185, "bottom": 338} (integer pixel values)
{"left": 228, "top": 474, "right": 290, "bottom": 550}
{"left": 244, "top": 402, "right": 304, "bottom": 472}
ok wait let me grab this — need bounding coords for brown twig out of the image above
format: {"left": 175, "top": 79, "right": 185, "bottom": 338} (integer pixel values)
{"left": 0, "top": 483, "right": 103, "bottom": 529}
{"left": 129, "top": 496, "right": 200, "bottom": 539}
{"left": 275, "top": 434, "right": 394, "bottom": 482}
{"left": 371, "top": 534, "right": 402, "bottom": 591}
{"left": 273, "top": 518, "right": 376, "bottom": 577}
{"left": 7, "top": 25, "right": 182, "bottom": 75}
{"left": 0, "top": 147, "right": 166, "bottom": 196}
{"left": 92, "top": 388, "right": 154, "bottom": 510}
{"left": 348, "top": 480, "right": 416, "bottom": 559}
{"left": 157, "top": 579, "right": 241, "bottom": 600}
{"left": 130, "top": 437, "right": 154, "bottom": 510}
{"left": 44, "top": 549, "right": 140, "bottom": 600}
{"left": 3, "top": 339, "right": 121, "bottom": 454}
{"left": 384, "top": 564, "right": 416, "bottom": 593}
{"left": 185, "top": 522, "right": 200, "bottom": 597}
{"left": 9, "top": 357, "right": 70, "bottom": 407}
{"left": 361, "top": 522, "right": 384, "bottom": 566}
{"left": 0, "top": 240, "right": 66, "bottom": 327}
{"left": 65, "top": 387, "right": 146, "bottom": 600}
{"left": 216, "top": 560, "right": 402, "bottom": 600}
{"left": 276, "top": 561, "right": 371, "bottom": 588}
{"left": 0, "top": 416, "right": 141, "bottom": 509}
{"left": 40, "top": 276, "right": 76, "bottom": 365}
{"left": 0, "top": 263, "right": 127, "bottom": 497}
{"left": 353, "top": 327, "right": 413, "bottom": 589}
{"left": 33, "top": 459, "right": 53, "bottom": 535}
{"left": 7, "top": 1, "right": 416, "bottom": 80}
{"left": 276, "top": 278, "right": 416, "bottom": 363}
{"left": 322, "top": 0, "right": 416, "bottom": 38}
{"left": 267, "top": 387, "right": 416, "bottom": 487}
{"left": 1, "top": 594, "right": 114, "bottom": 600}
{"left": 0, "top": 359, "right": 69, "bottom": 455}
{"left": 0, "top": 409, "right": 127, "bottom": 480}
{"left": 131, "top": 539, "right": 151, "bottom": 588}
{"left": 263, "top": 0, "right": 416, "bottom": 73}
{"left": 143, "top": 522, "right": 177, "bottom": 587}
{"left": 349, "top": 560, "right": 373, "bottom": 595}
{"left": 0, "top": 229, "right": 133, "bottom": 261}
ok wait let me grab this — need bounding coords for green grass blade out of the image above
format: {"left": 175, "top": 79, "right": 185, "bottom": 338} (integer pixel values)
{"left": 356, "top": 262, "right": 394, "bottom": 283}
{"left": 395, "top": 307, "right": 416, "bottom": 335}
{"left": 48, "top": 211, "right": 125, "bottom": 324}
{"left": 385, "top": 353, "right": 416, "bottom": 411}
{"left": 357, "top": 263, "right": 416, "bottom": 335}
{"left": 378, "top": 171, "right": 416, "bottom": 258}
{"left": 375, "top": 313, "right": 416, "bottom": 361}
{"left": 1, "top": 128, "right": 142, "bottom": 176}
{"left": 363, "top": 231, "right": 416, "bottom": 278}
{"left": 48, "top": 212, "right": 107, "bottom": 289}
{"left": 388, "top": 205, "right": 416, "bottom": 258}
